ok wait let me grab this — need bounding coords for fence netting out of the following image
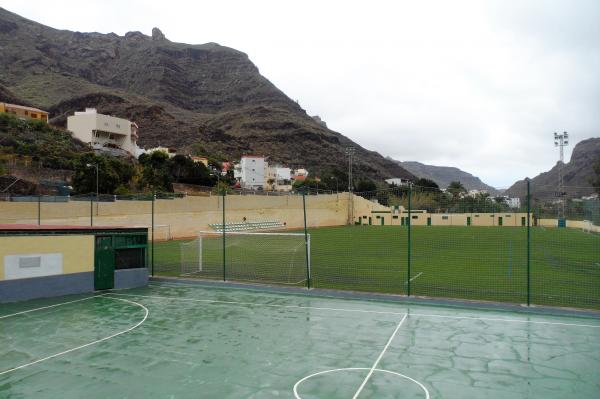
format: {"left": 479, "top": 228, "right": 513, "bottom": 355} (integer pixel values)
{"left": 0, "top": 185, "right": 598, "bottom": 309}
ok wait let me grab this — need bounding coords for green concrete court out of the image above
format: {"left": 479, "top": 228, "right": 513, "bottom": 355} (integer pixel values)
{"left": 1, "top": 282, "right": 599, "bottom": 398}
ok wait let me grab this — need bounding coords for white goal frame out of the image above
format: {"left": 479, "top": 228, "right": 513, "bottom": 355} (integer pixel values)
{"left": 181, "top": 231, "right": 311, "bottom": 282}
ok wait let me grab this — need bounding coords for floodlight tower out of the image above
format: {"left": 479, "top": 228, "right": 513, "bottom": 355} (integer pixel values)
{"left": 345, "top": 147, "right": 355, "bottom": 224}
{"left": 345, "top": 147, "right": 355, "bottom": 192}
{"left": 554, "top": 131, "right": 569, "bottom": 219}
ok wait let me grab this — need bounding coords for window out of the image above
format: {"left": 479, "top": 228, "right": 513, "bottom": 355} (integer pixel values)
{"left": 376, "top": 215, "right": 380, "bottom": 219}
{"left": 362, "top": 216, "right": 367, "bottom": 219}
{"left": 24, "top": 110, "right": 28, "bottom": 115}
{"left": 115, "top": 248, "right": 145, "bottom": 269}
{"left": 506, "top": 215, "right": 511, "bottom": 217}
{"left": 412, "top": 215, "right": 418, "bottom": 219}
{"left": 442, "top": 216, "right": 449, "bottom": 220}
{"left": 393, "top": 216, "right": 399, "bottom": 219}
{"left": 475, "top": 215, "right": 480, "bottom": 217}
{"left": 19, "top": 256, "right": 41, "bottom": 268}
{"left": 30, "top": 113, "right": 37, "bottom": 118}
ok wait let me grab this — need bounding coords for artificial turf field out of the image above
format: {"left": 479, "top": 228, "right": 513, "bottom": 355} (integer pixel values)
{"left": 153, "top": 226, "right": 600, "bottom": 310}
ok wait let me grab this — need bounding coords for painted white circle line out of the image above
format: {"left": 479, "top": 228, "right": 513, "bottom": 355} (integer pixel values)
{"left": 0, "top": 295, "right": 148, "bottom": 376}
{"left": 293, "top": 367, "right": 430, "bottom": 399}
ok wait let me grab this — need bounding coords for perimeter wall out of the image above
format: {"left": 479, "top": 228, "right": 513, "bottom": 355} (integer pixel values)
{"left": 0, "top": 193, "right": 594, "bottom": 240}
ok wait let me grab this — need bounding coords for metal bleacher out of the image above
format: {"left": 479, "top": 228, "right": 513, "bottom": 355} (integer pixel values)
{"left": 208, "top": 219, "right": 285, "bottom": 232}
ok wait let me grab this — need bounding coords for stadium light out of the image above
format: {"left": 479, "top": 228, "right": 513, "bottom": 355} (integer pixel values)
{"left": 345, "top": 147, "right": 355, "bottom": 192}
{"left": 553, "top": 131, "right": 569, "bottom": 220}
{"left": 345, "top": 147, "right": 355, "bottom": 225}
{"left": 86, "top": 163, "right": 99, "bottom": 200}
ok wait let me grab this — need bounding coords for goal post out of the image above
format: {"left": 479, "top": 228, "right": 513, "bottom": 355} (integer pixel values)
{"left": 180, "top": 231, "right": 311, "bottom": 286}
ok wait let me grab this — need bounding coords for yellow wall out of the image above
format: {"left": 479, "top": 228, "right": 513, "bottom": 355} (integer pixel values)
{"left": 0, "top": 194, "right": 350, "bottom": 240}
{"left": 0, "top": 235, "right": 94, "bottom": 281}
{"left": 0, "top": 103, "right": 49, "bottom": 122}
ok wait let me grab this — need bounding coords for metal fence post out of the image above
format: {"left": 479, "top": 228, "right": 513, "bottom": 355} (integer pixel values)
{"left": 151, "top": 191, "right": 155, "bottom": 277}
{"left": 527, "top": 179, "right": 531, "bottom": 306}
{"left": 303, "top": 192, "right": 311, "bottom": 289}
{"left": 222, "top": 191, "right": 226, "bottom": 282}
{"left": 407, "top": 184, "right": 412, "bottom": 297}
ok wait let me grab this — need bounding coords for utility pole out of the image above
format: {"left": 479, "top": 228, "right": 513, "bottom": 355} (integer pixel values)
{"left": 87, "top": 163, "right": 99, "bottom": 218}
{"left": 554, "top": 131, "right": 569, "bottom": 221}
{"left": 345, "top": 147, "right": 355, "bottom": 224}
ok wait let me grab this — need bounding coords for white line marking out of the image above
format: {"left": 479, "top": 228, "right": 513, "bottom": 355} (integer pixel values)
{"left": 108, "top": 292, "right": 407, "bottom": 316}
{"left": 0, "top": 295, "right": 105, "bottom": 320}
{"left": 113, "top": 292, "right": 600, "bottom": 328}
{"left": 410, "top": 312, "right": 600, "bottom": 328}
{"left": 293, "top": 368, "right": 429, "bottom": 399}
{"left": 405, "top": 272, "right": 423, "bottom": 284}
{"left": 0, "top": 296, "right": 148, "bottom": 376}
{"left": 352, "top": 314, "right": 408, "bottom": 399}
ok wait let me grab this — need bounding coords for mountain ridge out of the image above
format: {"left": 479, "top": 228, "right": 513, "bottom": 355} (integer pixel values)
{"left": 504, "top": 137, "right": 600, "bottom": 199}
{"left": 0, "top": 7, "right": 414, "bottom": 182}
{"left": 387, "top": 158, "right": 499, "bottom": 194}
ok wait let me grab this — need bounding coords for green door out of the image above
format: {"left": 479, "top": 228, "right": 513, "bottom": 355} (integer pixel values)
{"left": 427, "top": 217, "right": 432, "bottom": 226}
{"left": 368, "top": 217, "right": 372, "bottom": 225}
{"left": 467, "top": 217, "right": 471, "bottom": 226}
{"left": 521, "top": 216, "right": 526, "bottom": 226}
{"left": 498, "top": 217, "right": 503, "bottom": 226}
{"left": 95, "top": 235, "right": 115, "bottom": 290}
{"left": 381, "top": 217, "right": 385, "bottom": 226}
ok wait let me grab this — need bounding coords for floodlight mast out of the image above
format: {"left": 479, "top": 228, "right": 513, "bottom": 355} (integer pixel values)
{"left": 345, "top": 147, "right": 355, "bottom": 224}
{"left": 554, "top": 131, "right": 569, "bottom": 219}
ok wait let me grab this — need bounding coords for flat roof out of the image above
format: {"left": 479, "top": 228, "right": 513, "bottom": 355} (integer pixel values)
{"left": 0, "top": 224, "right": 147, "bottom": 235}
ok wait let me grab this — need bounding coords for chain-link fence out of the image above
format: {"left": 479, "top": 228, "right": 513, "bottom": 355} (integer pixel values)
{"left": 1, "top": 184, "right": 598, "bottom": 309}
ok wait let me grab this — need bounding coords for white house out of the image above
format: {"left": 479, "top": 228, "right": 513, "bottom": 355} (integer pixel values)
{"left": 385, "top": 178, "right": 410, "bottom": 186}
{"left": 240, "top": 155, "right": 265, "bottom": 190}
{"left": 505, "top": 197, "right": 521, "bottom": 209}
{"left": 67, "top": 108, "right": 140, "bottom": 156}
{"left": 265, "top": 165, "right": 292, "bottom": 191}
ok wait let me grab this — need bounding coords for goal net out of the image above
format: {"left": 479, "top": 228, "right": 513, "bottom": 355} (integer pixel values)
{"left": 180, "top": 231, "right": 310, "bottom": 286}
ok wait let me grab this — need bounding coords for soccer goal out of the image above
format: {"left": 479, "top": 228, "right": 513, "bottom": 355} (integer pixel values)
{"left": 180, "top": 231, "right": 310, "bottom": 286}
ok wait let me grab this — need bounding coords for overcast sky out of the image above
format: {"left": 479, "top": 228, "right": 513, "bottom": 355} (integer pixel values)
{"left": 3, "top": 0, "right": 599, "bottom": 188}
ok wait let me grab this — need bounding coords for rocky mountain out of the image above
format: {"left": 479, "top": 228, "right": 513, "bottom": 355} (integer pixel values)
{"left": 390, "top": 159, "right": 498, "bottom": 194}
{"left": 504, "top": 138, "right": 600, "bottom": 199}
{"left": 0, "top": 7, "right": 414, "bottom": 182}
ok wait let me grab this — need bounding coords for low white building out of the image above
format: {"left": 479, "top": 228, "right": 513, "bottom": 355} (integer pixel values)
{"left": 505, "top": 197, "right": 521, "bottom": 209}
{"left": 265, "top": 166, "right": 292, "bottom": 191}
{"left": 386, "top": 178, "right": 410, "bottom": 186}
{"left": 67, "top": 108, "right": 140, "bottom": 156}
{"left": 239, "top": 155, "right": 265, "bottom": 190}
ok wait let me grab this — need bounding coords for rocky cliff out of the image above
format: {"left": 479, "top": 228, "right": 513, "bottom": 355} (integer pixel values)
{"left": 0, "top": 7, "right": 414, "bottom": 182}
{"left": 504, "top": 137, "right": 600, "bottom": 199}
{"left": 395, "top": 160, "right": 498, "bottom": 194}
